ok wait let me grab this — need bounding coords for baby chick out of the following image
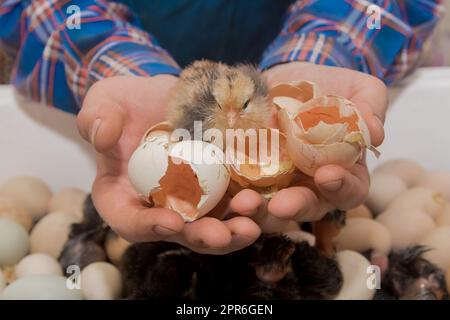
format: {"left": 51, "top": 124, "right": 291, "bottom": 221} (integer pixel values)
{"left": 167, "top": 60, "right": 271, "bottom": 138}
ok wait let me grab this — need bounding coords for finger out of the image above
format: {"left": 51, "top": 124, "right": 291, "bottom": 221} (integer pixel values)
{"left": 230, "top": 189, "right": 265, "bottom": 217}
{"left": 314, "top": 162, "right": 370, "bottom": 210}
{"left": 178, "top": 217, "right": 233, "bottom": 249}
{"left": 92, "top": 176, "right": 185, "bottom": 243}
{"left": 224, "top": 216, "right": 261, "bottom": 249}
{"left": 77, "top": 83, "right": 126, "bottom": 153}
{"left": 268, "top": 186, "right": 330, "bottom": 222}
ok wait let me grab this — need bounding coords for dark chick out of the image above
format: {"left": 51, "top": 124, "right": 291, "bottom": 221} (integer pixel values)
{"left": 167, "top": 60, "right": 271, "bottom": 138}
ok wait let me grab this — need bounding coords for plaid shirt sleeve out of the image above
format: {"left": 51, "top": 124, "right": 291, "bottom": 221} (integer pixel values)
{"left": 0, "top": 0, "right": 181, "bottom": 114}
{"left": 260, "top": 0, "right": 445, "bottom": 85}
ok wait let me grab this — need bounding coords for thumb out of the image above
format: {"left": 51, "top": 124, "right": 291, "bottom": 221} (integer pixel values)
{"left": 77, "top": 82, "right": 126, "bottom": 153}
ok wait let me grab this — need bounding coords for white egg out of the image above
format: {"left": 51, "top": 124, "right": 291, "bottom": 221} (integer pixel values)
{"left": 128, "top": 134, "right": 230, "bottom": 222}
{"left": 0, "top": 195, "right": 33, "bottom": 231}
{"left": 15, "top": 254, "right": 62, "bottom": 278}
{"left": 415, "top": 171, "right": 450, "bottom": 201}
{"left": 334, "top": 218, "right": 391, "bottom": 255}
{"left": 0, "top": 218, "right": 29, "bottom": 267}
{"left": 436, "top": 204, "right": 450, "bottom": 227}
{"left": 419, "top": 226, "right": 450, "bottom": 271}
{"left": 105, "top": 232, "right": 130, "bottom": 266}
{"left": 0, "top": 176, "right": 52, "bottom": 221}
{"left": 49, "top": 188, "right": 87, "bottom": 220}
{"left": 366, "top": 173, "right": 407, "bottom": 214}
{"left": 334, "top": 250, "right": 375, "bottom": 300}
{"left": 386, "top": 187, "right": 446, "bottom": 218}
{"left": 0, "top": 269, "right": 5, "bottom": 294}
{"left": 81, "top": 262, "right": 122, "bottom": 300}
{"left": 373, "top": 159, "right": 424, "bottom": 187}
{"left": 30, "top": 211, "right": 80, "bottom": 259}
{"left": 1, "top": 275, "right": 83, "bottom": 300}
{"left": 376, "top": 208, "right": 435, "bottom": 250}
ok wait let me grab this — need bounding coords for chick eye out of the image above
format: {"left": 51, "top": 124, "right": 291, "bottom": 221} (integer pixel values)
{"left": 243, "top": 99, "right": 250, "bottom": 110}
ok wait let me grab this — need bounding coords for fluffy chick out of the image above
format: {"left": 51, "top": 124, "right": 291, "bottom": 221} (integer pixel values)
{"left": 167, "top": 60, "right": 271, "bottom": 138}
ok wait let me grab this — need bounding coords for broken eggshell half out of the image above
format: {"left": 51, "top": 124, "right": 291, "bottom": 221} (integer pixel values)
{"left": 226, "top": 128, "right": 295, "bottom": 199}
{"left": 128, "top": 123, "right": 230, "bottom": 222}
{"left": 275, "top": 94, "right": 377, "bottom": 176}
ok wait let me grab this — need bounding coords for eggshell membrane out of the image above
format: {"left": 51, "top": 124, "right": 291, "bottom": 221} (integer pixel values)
{"left": 30, "top": 211, "right": 81, "bottom": 259}
{"left": 269, "top": 80, "right": 320, "bottom": 105}
{"left": 48, "top": 188, "right": 87, "bottom": 220}
{"left": 0, "top": 218, "right": 30, "bottom": 267}
{"left": 15, "top": 253, "right": 62, "bottom": 278}
{"left": 387, "top": 187, "right": 446, "bottom": 218}
{"left": 1, "top": 275, "right": 83, "bottom": 300}
{"left": 415, "top": 171, "right": 450, "bottom": 201}
{"left": 419, "top": 227, "right": 450, "bottom": 271}
{"left": 334, "top": 250, "right": 375, "bottom": 300}
{"left": 81, "top": 262, "right": 122, "bottom": 300}
{"left": 346, "top": 205, "right": 373, "bottom": 219}
{"left": 0, "top": 195, "right": 33, "bottom": 231}
{"left": 376, "top": 208, "right": 435, "bottom": 250}
{"left": 105, "top": 232, "right": 131, "bottom": 266}
{"left": 366, "top": 174, "right": 407, "bottom": 214}
{"left": 436, "top": 204, "right": 450, "bottom": 227}
{"left": 334, "top": 218, "right": 391, "bottom": 255}
{"left": 374, "top": 159, "right": 424, "bottom": 187}
{"left": 0, "top": 176, "right": 52, "bottom": 221}
{"left": 278, "top": 95, "right": 371, "bottom": 176}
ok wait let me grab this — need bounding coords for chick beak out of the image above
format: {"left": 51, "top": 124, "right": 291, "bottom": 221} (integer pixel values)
{"left": 227, "top": 109, "right": 239, "bottom": 128}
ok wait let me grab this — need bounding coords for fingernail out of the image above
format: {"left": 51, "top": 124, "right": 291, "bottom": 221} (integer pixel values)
{"left": 89, "top": 118, "right": 102, "bottom": 146}
{"left": 320, "top": 179, "right": 343, "bottom": 192}
{"left": 153, "top": 225, "right": 178, "bottom": 237}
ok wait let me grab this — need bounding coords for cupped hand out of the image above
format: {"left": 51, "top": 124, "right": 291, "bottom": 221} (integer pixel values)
{"left": 77, "top": 75, "right": 260, "bottom": 254}
{"left": 232, "top": 61, "right": 387, "bottom": 229}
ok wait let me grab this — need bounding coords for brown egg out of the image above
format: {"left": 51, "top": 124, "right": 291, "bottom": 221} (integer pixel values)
{"left": 0, "top": 195, "right": 33, "bottom": 232}
{"left": 419, "top": 227, "right": 450, "bottom": 271}
{"left": 373, "top": 159, "right": 424, "bottom": 187}
{"left": 346, "top": 205, "right": 372, "bottom": 219}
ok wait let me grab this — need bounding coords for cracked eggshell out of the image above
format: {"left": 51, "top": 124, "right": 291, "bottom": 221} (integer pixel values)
{"left": 386, "top": 187, "right": 446, "bottom": 218}
{"left": 128, "top": 125, "right": 230, "bottom": 222}
{"left": 15, "top": 254, "right": 62, "bottom": 279}
{"left": 334, "top": 250, "right": 375, "bottom": 300}
{"left": 1, "top": 275, "right": 83, "bottom": 300}
{"left": 81, "top": 262, "right": 122, "bottom": 300}
{"left": 227, "top": 129, "right": 295, "bottom": 198}
{"left": 376, "top": 208, "right": 435, "bottom": 250}
{"left": 415, "top": 171, "right": 450, "bottom": 201}
{"left": 366, "top": 173, "right": 407, "bottom": 214}
{"left": 419, "top": 227, "right": 450, "bottom": 271}
{"left": 0, "top": 218, "right": 30, "bottom": 267}
{"left": 0, "top": 195, "right": 33, "bottom": 232}
{"left": 0, "top": 176, "right": 52, "bottom": 221}
{"left": 374, "top": 159, "right": 424, "bottom": 187}
{"left": 276, "top": 95, "right": 374, "bottom": 176}
{"left": 334, "top": 218, "right": 391, "bottom": 255}
{"left": 49, "top": 188, "right": 87, "bottom": 220}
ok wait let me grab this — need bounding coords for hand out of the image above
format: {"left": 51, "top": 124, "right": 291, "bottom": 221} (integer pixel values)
{"left": 77, "top": 75, "right": 260, "bottom": 254}
{"left": 230, "top": 62, "right": 387, "bottom": 230}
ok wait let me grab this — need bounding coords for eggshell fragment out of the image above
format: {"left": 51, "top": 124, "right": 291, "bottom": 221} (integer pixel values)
{"left": 334, "top": 218, "right": 391, "bottom": 255}
{"left": 1, "top": 275, "right": 83, "bottom": 300}
{"left": 81, "top": 262, "right": 122, "bottom": 300}
{"left": 435, "top": 204, "right": 450, "bottom": 227}
{"left": 0, "top": 218, "right": 30, "bottom": 267}
{"left": 374, "top": 159, "right": 424, "bottom": 187}
{"left": 15, "top": 254, "right": 62, "bottom": 278}
{"left": 0, "top": 269, "right": 5, "bottom": 294}
{"left": 387, "top": 187, "right": 446, "bottom": 218}
{"left": 105, "top": 232, "right": 131, "bottom": 266}
{"left": 415, "top": 171, "right": 450, "bottom": 200}
{"left": 334, "top": 250, "right": 375, "bottom": 300}
{"left": 0, "top": 195, "right": 33, "bottom": 231}
{"left": 0, "top": 176, "right": 52, "bottom": 221}
{"left": 419, "top": 227, "right": 450, "bottom": 271}
{"left": 128, "top": 127, "right": 230, "bottom": 222}
{"left": 376, "top": 208, "right": 435, "bottom": 250}
{"left": 30, "top": 211, "right": 81, "bottom": 259}
{"left": 49, "top": 188, "right": 87, "bottom": 220}
{"left": 366, "top": 174, "right": 407, "bottom": 214}
{"left": 346, "top": 205, "right": 372, "bottom": 219}
{"left": 276, "top": 95, "right": 374, "bottom": 176}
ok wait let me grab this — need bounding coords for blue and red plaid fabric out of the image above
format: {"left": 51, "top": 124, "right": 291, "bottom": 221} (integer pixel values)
{"left": 0, "top": 0, "right": 444, "bottom": 114}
